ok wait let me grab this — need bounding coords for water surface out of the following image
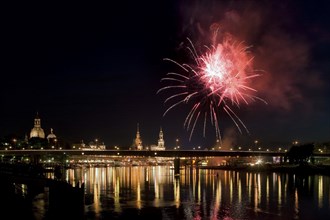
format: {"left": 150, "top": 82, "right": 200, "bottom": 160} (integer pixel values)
{"left": 37, "top": 166, "right": 330, "bottom": 219}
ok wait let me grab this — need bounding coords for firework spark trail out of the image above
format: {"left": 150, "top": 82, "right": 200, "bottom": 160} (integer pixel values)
{"left": 158, "top": 32, "right": 266, "bottom": 141}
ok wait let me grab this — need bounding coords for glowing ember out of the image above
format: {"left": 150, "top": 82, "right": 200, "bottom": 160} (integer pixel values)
{"left": 158, "top": 31, "right": 266, "bottom": 141}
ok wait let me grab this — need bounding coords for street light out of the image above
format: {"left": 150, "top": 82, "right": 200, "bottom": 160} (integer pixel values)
{"left": 176, "top": 138, "right": 180, "bottom": 149}
{"left": 12, "top": 138, "right": 17, "bottom": 148}
{"left": 254, "top": 140, "right": 258, "bottom": 150}
{"left": 95, "top": 139, "right": 98, "bottom": 149}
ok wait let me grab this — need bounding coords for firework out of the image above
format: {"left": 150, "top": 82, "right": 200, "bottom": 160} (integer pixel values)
{"left": 158, "top": 32, "right": 266, "bottom": 141}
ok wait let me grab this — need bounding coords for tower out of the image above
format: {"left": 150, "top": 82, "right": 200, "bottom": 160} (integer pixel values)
{"left": 157, "top": 127, "right": 165, "bottom": 149}
{"left": 135, "top": 123, "right": 143, "bottom": 150}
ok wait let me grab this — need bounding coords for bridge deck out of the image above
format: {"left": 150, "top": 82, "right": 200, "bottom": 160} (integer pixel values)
{"left": 1, "top": 149, "right": 329, "bottom": 157}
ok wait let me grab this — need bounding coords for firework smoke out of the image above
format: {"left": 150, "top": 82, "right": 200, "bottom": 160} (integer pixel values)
{"left": 178, "top": 0, "right": 322, "bottom": 112}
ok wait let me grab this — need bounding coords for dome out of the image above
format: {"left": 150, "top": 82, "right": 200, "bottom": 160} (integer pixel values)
{"left": 30, "top": 127, "right": 45, "bottom": 139}
{"left": 47, "top": 128, "right": 57, "bottom": 140}
{"left": 30, "top": 113, "right": 45, "bottom": 139}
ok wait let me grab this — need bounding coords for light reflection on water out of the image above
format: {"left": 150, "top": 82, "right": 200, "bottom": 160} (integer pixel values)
{"left": 62, "top": 166, "right": 330, "bottom": 219}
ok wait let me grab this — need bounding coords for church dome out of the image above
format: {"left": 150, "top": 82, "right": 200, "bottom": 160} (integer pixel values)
{"left": 30, "top": 127, "right": 45, "bottom": 139}
{"left": 47, "top": 128, "right": 56, "bottom": 140}
{"left": 30, "top": 113, "right": 45, "bottom": 139}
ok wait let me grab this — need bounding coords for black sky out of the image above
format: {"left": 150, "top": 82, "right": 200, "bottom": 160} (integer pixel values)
{"left": 1, "top": 0, "right": 329, "bottom": 149}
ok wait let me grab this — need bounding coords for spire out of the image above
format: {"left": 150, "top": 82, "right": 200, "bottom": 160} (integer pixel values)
{"left": 135, "top": 123, "right": 142, "bottom": 150}
{"left": 158, "top": 126, "right": 165, "bottom": 149}
{"left": 136, "top": 123, "right": 140, "bottom": 138}
{"left": 159, "top": 127, "right": 163, "bottom": 139}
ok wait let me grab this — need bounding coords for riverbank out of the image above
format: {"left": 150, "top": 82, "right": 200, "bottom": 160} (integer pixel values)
{"left": 199, "top": 163, "right": 330, "bottom": 176}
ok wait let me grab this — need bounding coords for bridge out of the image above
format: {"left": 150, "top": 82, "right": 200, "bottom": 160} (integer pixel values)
{"left": 1, "top": 149, "right": 329, "bottom": 158}
{"left": 1, "top": 149, "right": 329, "bottom": 177}
{"left": 1, "top": 149, "right": 288, "bottom": 157}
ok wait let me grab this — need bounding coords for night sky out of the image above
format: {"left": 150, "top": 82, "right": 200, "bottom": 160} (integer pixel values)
{"left": 1, "top": 0, "right": 329, "bottom": 149}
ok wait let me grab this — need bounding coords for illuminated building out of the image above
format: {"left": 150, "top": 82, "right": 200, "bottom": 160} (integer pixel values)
{"left": 88, "top": 139, "right": 106, "bottom": 150}
{"left": 47, "top": 128, "right": 57, "bottom": 146}
{"left": 29, "top": 113, "right": 58, "bottom": 148}
{"left": 135, "top": 123, "right": 143, "bottom": 150}
{"left": 72, "top": 139, "right": 106, "bottom": 150}
{"left": 30, "top": 113, "right": 45, "bottom": 139}
{"left": 158, "top": 127, "right": 165, "bottom": 149}
{"left": 47, "top": 128, "right": 56, "bottom": 142}
{"left": 72, "top": 140, "right": 86, "bottom": 149}
{"left": 150, "top": 127, "right": 165, "bottom": 151}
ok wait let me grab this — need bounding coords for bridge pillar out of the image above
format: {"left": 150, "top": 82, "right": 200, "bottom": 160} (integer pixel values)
{"left": 31, "top": 155, "right": 41, "bottom": 165}
{"left": 174, "top": 158, "right": 180, "bottom": 176}
{"left": 280, "top": 156, "right": 287, "bottom": 163}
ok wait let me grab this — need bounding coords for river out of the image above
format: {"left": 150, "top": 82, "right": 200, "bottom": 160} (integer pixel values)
{"left": 31, "top": 166, "right": 330, "bottom": 219}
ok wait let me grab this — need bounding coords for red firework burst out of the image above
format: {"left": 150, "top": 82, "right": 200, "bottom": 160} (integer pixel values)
{"left": 158, "top": 32, "right": 266, "bottom": 141}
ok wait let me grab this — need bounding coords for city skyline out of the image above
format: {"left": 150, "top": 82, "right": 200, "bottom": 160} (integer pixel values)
{"left": 1, "top": 1, "right": 329, "bottom": 148}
